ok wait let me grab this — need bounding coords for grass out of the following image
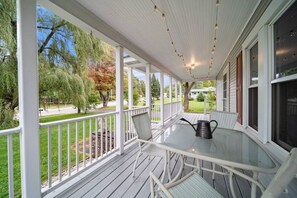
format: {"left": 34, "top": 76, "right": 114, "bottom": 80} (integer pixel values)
{"left": 0, "top": 112, "right": 99, "bottom": 198}
{"left": 153, "top": 99, "right": 216, "bottom": 113}
{"left": 185, "top": 100, "right": 216, "bottom": 113}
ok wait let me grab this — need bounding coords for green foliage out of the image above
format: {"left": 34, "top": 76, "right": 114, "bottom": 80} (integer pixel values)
{"left": 0, "top": 100, "right": 18, "bottom": 130}
{"left": 206, "top": 91, "right": 216, "bottom": 110}
{"left": 133, "top": 89, "right": 140, "bottom": 106}
{"left": 196, "top": 92, "right": 205, "bottom": 102}
{"left": 151, "top": 74, "right": 160, "bottom": 100}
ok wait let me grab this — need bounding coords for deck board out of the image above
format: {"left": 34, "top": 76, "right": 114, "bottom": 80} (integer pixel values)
{"left": 52, "top": 113, "right": 264, "bottom": 198}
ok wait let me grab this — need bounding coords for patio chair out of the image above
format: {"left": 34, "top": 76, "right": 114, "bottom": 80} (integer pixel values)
{"left": 209, "top": 110, "right": 238, "bottom": 129}
{"left": 131, "top": 112, "right": 170, "bottom": 182}
{"left": 150, "top": 148, "right": 297, "bottom": 198}
{"left": 209, "top": 110, "right": 238, "bottom": 180}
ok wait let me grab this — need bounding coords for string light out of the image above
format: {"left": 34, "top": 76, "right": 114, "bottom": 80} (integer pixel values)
{"left": 190, "top": 0, "right": 220, "bottom": 80}
{"left": 151, "top": 0, "right": 185, "bottom": 67}
{"left": 216, "top": 0, "right": 220, "bottom": 6}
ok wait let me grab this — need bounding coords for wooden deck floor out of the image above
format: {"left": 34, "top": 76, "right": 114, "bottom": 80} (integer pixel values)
{"left": 50, "top": 113, "right": 260, "bottom": 198}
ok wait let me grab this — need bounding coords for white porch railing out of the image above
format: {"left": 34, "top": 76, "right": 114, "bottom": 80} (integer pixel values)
{"left": 0, "top": 127, "right": 21, "bottom": 198}
{"left": 164, "top": 101, "right": 182, "bottom": 122}
{"left": 151, "top": 104, "right": 161, "bottom": 123}
{"left": 39, "top": 112, "right": 118, "bottom": 195}
{"left": 124, "top": 106, "right": 149, "bottom": 144}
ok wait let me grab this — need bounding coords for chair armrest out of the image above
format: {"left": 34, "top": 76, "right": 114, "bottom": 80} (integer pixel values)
{"left": 220, "top": 165, "right": 265, "bottom": 193}
{"left": 149, "top": 172, "right": 173, "bottom": 198}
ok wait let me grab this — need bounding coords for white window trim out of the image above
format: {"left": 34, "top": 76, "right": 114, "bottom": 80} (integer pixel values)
{"left": 223, "top": 63, "right": 230, "bottom": 112}
{"left": 242, "top": 0, "right": 295, "bottom": 156}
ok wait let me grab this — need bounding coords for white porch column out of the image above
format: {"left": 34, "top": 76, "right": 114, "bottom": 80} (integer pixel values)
{"left": 160, "top": 72, "right": 164, "bottom": 126}
{"left": 128, "top": 67, "right": 133, "bottom": 110}
{"left": 145, "top": 64, "right": 151, "bottom": 116}
{"left": 169, "top": 76, "right": 172, "bottom": 118}
{"left": 175, "top": 80, "right": 178, "bottom": 102}
{"left": 258, "top": 25, "right": 269, "bottom": 143}
{"left": 116, "top": 46, "right": 124, "bottom": 154}
{"left": 17, "top": 0, "right": 41, "bottom": 197}
{"left": 179, "top": 81, "right": 183, "bottom": 112}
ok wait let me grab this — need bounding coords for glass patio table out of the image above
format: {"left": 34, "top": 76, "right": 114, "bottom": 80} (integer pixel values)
{"left": 154, "top": 124, "right": 279, "bottom": 198}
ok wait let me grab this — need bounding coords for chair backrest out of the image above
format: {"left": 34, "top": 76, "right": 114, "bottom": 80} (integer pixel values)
{"left": 261, "top": 148, "right": 297, "bottom": 198}
{"left": 210, "top": 110, "right": 238, "bottom": 129}
{"left": 131, "top": 112, "right": 152, "bottom": 141}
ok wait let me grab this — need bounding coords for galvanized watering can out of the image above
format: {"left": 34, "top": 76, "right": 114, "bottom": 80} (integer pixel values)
{"left": 180, "top": 118, "right": 218, "bottom": 139}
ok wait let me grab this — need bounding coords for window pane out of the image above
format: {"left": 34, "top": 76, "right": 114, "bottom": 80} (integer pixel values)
{"left": 250, "top": 43, "right": 258, "bottom": 85}
{"left": 272, "top": 79, "right": 297, "bottom": 151}
{"left": 249, "top": 87, "right": 258, "bottom": 130}
{"left": 274, "top": 1, "right": 297, "bottom": 79}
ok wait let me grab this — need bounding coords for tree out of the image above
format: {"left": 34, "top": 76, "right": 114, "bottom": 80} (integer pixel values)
{"left": 183, "top": 82, "right": 195, "bottom": 110}
{"left": 151, "top": 74, "right": 160, "bottom": 100}
{"left": 87, "top": 50, "right": 116, "bottom": 107}
{"left": 196, "top": 92, "right": 205, "bottom": 102}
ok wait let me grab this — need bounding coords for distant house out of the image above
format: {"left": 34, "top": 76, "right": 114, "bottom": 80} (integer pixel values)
{"left": 190, "top": 87, "right": 216, "bottom": 99}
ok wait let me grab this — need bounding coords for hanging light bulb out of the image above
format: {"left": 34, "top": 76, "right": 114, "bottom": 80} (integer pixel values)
{"left": 213, "top": 45, "right": 216, "bottom": 49}
{"left": 162, "top": 13, "right": 165, "bottom": 20}
{"left": 154, "top": 5, "right": 158, "bottom": 12}
{"left": 167, "top": 28, "right": 169, "bottom": 32}
{"left": 211, "top": 49, "right": 215, "bottom": 54}
{"left": 171, "top": 42, "right": 174, "bottom": 46}
{"left": 214, "top": 37, "right": 217, "bottom": 43}
{"left": 216, "top": 0, "right": 220, "bottom": 6}
{"left": 215, "top": 23, "right": 218, "bottom": 29}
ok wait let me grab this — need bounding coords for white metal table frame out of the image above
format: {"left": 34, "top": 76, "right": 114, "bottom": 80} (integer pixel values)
{"left": 152, "top": 124, "right": 279, "bottom": 198}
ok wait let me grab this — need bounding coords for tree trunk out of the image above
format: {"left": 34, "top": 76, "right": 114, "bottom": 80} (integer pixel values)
{"left": 77, "top": 108, "right": 81, "bottom": 113}
{"left": 100, "top": 91, "right": 110, "bottom": 107}
{"left": 183, "top": 82, "right": 195, "bottom": 111}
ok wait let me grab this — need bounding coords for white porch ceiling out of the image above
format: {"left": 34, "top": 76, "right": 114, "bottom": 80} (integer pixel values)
{"left": 74, "top": 0, "right": 259, "bottom": 81}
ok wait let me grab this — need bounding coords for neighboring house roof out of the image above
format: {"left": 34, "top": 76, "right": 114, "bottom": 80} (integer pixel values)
{"left": 190, "top": 87, "right": 216, "bottom": 93}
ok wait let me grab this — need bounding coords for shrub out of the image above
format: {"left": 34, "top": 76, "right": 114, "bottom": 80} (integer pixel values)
{"left": 196, "top": 92, "right": 205, "bottom": 102}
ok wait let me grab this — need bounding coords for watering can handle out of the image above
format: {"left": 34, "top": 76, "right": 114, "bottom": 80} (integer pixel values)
{"left": 210, "top": 120, "right": 218, "bottom": 133}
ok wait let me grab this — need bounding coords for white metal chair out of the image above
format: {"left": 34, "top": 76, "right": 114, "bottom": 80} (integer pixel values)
{"left": 150, "top": 148, "right": 297, "bottom": 198}
{"left": 210, "top": 110, "right": 238, "bottom": 180}
{"left": 131, "top": 112, "right": 170, "bottom": 182}
{"left": 209, "top": 110, "right": 238, "bottom": 129}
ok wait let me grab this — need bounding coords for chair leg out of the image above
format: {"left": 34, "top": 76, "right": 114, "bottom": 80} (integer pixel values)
{"left": 212, "top": 163, "right": 216, "bottom": 180}
{"left": 132, "top": 151, "right": 142, "bottom": 177}
{"left": 229, "top": 172, "right": 236, "bottom": 198}
{"left": 161, "top": 153, "right": 168, "bottom": 183}
{"left": 167, "top": 151, "right": 172, "bottom": 181}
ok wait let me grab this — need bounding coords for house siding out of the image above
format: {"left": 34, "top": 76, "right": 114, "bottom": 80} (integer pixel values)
{"left": 216, "top": 0, "right": 272, "bottom": 113}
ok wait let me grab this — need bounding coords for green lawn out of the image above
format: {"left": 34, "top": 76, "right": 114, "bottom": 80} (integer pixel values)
{"left": 185, "top": 100, "right": 216, "bottom": 113}
{"left": 0, "top": 112, "right": 100, "bottom": 198}
{"left": 153, "top": 99, "right": 216, "bottom": 113}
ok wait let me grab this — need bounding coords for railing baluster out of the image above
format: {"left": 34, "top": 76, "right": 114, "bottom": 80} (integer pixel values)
{"left": 113, "top": 115, "right": 118, "bottom": 148}
{"left": 109, "top": 115, "right": 112, "bottom": 152}
{"left": 67, "top": 123, "right": 71, "bottom": 176}
{"left": 48, "top": 126, "right": 52, "bottom": 188}
{"left": 83, "top": 120, "right": 86, "bottom": 167}
{"left": 95, "top": 118, "right": 98, "bottom": 160}
{"left": 75, "top": 121, "right": 79, "bottom": 172}
{"left": 58, "top": 124, "right": 62, "bottom": 182}
{"left": 105, "top": 117, "right": 108, "bottom": 154}
{"left": 89, "top": 119, "right": 92, "bottom": 164}
{"left": 7, "top": 134, "right": 14, "bottom": 198}
{"left": 100, "top": 118, "right": 103, "bottom": 157}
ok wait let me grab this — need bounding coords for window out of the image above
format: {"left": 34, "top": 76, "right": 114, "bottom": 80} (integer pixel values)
{"left": 272, "top": 1, "right": 297, "bottom": 150}
{"left": 274, "top": 2, "right": 297, "bottom": 79}
{"left": 248, "top": 43, "right": 258, "bottom": 131}
{"left": 223, "top": 73, "right": 228, "bottom": 111}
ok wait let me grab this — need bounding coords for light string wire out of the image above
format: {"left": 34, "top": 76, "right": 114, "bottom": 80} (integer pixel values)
{"left": 151, "top": 0, "right": 220, "bottom": 80}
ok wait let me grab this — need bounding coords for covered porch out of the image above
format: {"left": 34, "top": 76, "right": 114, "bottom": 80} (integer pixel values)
{"left": 1, "top": 0, "right": 297, "bottom": 197}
